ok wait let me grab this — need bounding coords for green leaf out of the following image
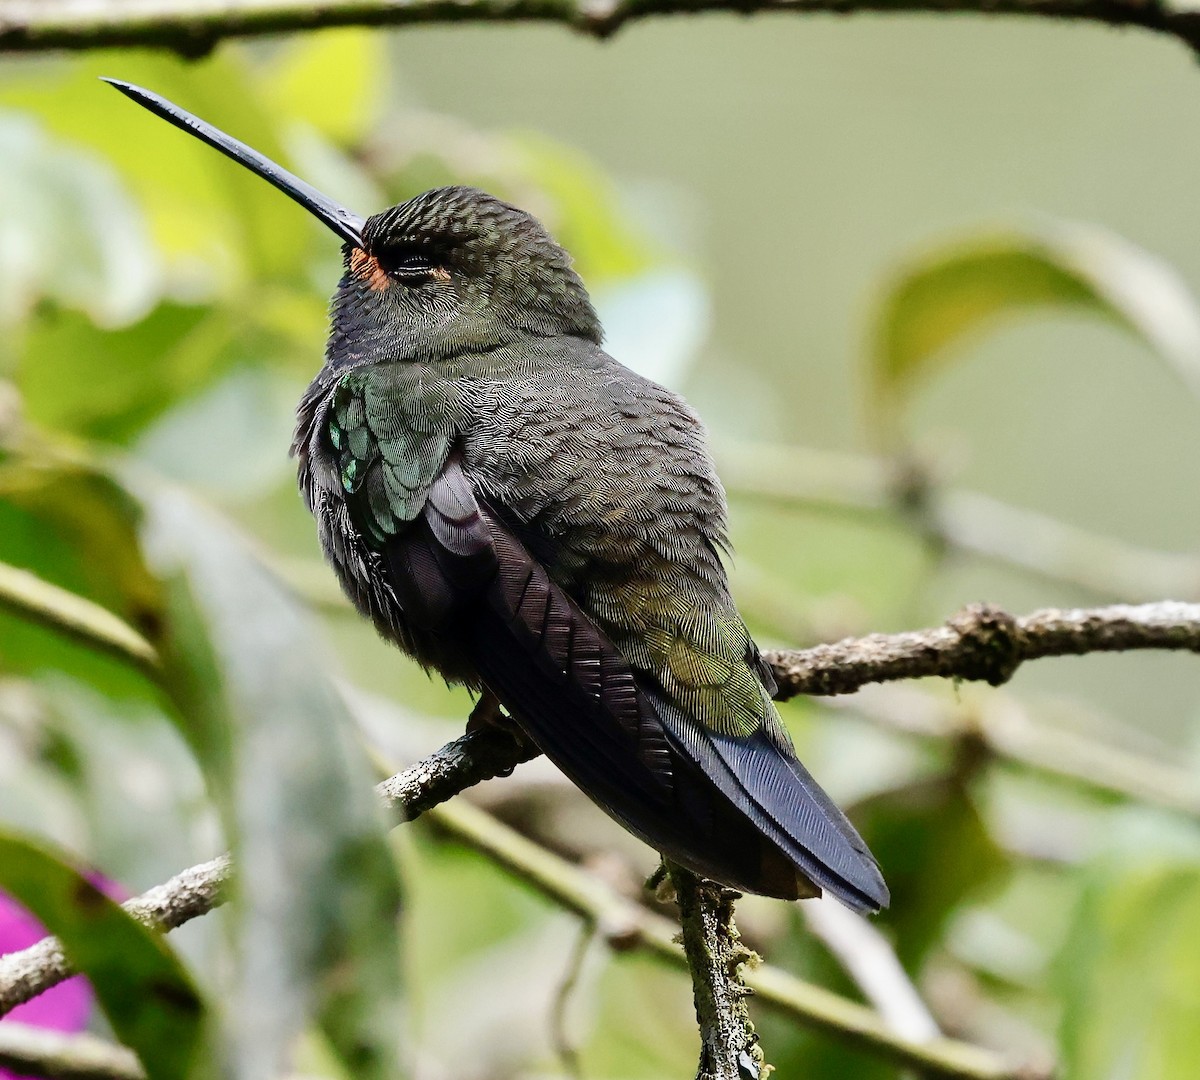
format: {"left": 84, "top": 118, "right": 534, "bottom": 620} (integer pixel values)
{"left": 0, "top": 831, "right": 205, "bottom": 1080}
{"left": 869, "top": 223, "right": 1200, "bottom": 435}
{"left": 132, "top": 479, "right": 405, "bottom": 1080}
{"left": 0, "top": 113, "right": 158, "bottom": 329}
{"left": 0, "top": 53, "right": 313, "bottom": 290}
{"left": 0, "top": 461, "right": 161, "bottom": 698}
{"left": 1056, "top": 813, "right": 1200, "bottom": 1080}
{"left": 259, "top": 29, "right": 387, "bottom": 145}
{"left": 18, "top": 302, "right": 233, "bottom": 444}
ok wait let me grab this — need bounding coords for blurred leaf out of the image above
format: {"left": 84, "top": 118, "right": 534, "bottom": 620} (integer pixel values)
{"left": 260, "top": 29, "right": 387, "bottom": 144}
{"left": 369, "top": 121, "right": 656, "bottom": 287}
{"left": 509, "top": 133, "right": 654, "bottom": 282}
{"left": 1056, "top": 813, "right": 1200, "bottom": 1080}
{"left": 0, "top": 459, "right": 156, "bottom": 624}
{"left": 0, "top": 53, "right": 313, "bottom": 293}
{"left": 856, "top": 773, "right": 1010, "bottom": 969}
{"left": 0, "top": 114, "right": 158, "bottom": 330}
{"left": 0, "top": 460, "right": 161, "bottom": 703}
{"left": 870, "top": 223, "right": 1200, "bottom": 435}
{"left": 133, "top": 478, "right": 404, "bottom": 1080}
{"left": 0, "top": 831, "right": 205, "bottom": 1080}
{"left": 18, "top": 302, "right": 231, "bottom": 444}
{"left": 135, "top": 366, "right": 301, "bottom": 500}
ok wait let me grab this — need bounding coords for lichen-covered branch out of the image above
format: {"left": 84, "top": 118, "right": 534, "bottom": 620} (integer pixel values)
{"left": 666, "top": 863, "right": 763, "bottom": 1080}
{"left": 767, "top": 601, "right": 1200, "bottom": 698}
{"left": 0, "top": 729, "right": 532, "bottom": 1018}
{"left": 376, "top": 726, "right": 539, "bottom": 821}
{"left": 2, "top": 566, "right": 1194, "bottom": 1077}
{"left": 0, "top": 0, "right": 1199, "bottom": 57}
{"left": 0, "top": 856, "right": 232, "bottom": 1016}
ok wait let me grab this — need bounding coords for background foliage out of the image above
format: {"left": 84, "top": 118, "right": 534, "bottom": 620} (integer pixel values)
{"left": 1, "top": 22, "right": 1199, "bottom": 1080}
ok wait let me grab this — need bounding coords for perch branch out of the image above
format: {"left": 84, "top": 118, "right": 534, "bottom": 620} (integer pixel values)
{"left": 0, "top": 773, "right": 1044, "bottom": 1079}
{"left": 666, "top": 862, "right": 764, "bottom": 1080}
{"left": 1, "top": 559, "right": 1196, "bottom": 819}
{"left": 4, "top": 566, "right": 1198, "bottom": 1076}
{"left": 0, "top": 0, "right": 1199, "bottom": 57}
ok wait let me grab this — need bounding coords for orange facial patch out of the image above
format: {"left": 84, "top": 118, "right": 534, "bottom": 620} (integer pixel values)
{"left": 350, "top": 248, "right": 391, "bottom": 292}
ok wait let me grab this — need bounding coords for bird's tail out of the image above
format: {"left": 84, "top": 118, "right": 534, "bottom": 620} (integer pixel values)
{"left": 647, "top": 690, "right": 890, "bottom": 913}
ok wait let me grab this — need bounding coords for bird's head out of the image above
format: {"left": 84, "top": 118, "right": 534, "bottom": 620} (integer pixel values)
{"left": 103, "top": 81, "right": 601, "bottom": 367}
{"left": 343, "top": 186, "right": 601, "bottom": 360}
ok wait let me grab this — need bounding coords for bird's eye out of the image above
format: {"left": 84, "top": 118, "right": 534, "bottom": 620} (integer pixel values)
{"left": 375, "top": 247, "right": 441, "bottom": 281}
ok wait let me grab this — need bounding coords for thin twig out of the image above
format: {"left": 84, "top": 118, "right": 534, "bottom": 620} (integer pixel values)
{"left": 1, "top": 0, "right": 1199, "bottom": 55}
{"left": 0, "top": 1022, "right": 144, "bottom": 1080}
{"left": 549, "top": 919, "right": 595, "bottom": 1078}
{"left": 801, "top": 897, "right": 939, "bottom": 1042}
{"left": 0, "top": 855, "right": 233, "bottom": 1016}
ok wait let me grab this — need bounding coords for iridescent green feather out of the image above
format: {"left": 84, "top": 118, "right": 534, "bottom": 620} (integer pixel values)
{"left": 327, "top": 366, "right": 455, "bottom": 547}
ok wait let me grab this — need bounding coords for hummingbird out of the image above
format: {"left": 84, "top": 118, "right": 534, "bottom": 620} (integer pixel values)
{"left": 106, "top": 79, "right": 888, "bottom": 912}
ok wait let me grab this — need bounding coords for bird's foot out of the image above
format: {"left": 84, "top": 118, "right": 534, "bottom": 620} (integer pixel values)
{"left": 466, "top": 690, "right": 521, "bottom": 737}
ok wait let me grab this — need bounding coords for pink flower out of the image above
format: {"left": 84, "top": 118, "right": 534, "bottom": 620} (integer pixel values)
{"left": 0, "top": 878, "right": 121, "bottom": 1079}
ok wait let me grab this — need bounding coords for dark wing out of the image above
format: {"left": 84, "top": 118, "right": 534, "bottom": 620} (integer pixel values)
{"left": 385, "top": 459, "right": 885, "bottom": 906}
{"left": 331, "top": 366, "right": 887, "bottom": 908}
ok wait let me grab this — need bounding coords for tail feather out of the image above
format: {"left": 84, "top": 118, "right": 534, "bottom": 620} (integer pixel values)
{"left": 650, "top": 691, "right": 889, "bottom": 913}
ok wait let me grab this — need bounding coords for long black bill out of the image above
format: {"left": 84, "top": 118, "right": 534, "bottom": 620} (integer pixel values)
{"left": 102, "top": 78, "right": 365, "bottom": 248}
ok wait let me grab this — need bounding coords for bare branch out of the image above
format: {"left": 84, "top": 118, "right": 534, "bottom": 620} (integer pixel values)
{"left": 3, "top": 566, "right": 1194, "bottom": 1076}
{"left": 0, "top": 1022, "right": 144, "bottom": 1080}
{"left": 0, "top": 736, "right": 530, "bottom": 1016}
{"left": 0, "top": 792, "right": 1043, "bottom": 1079}
{"left": 376, "top": 726, "right": 539, "bottom": 821}
{"left": 0, "top": 0, "right": 1198, "bottom": 56}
